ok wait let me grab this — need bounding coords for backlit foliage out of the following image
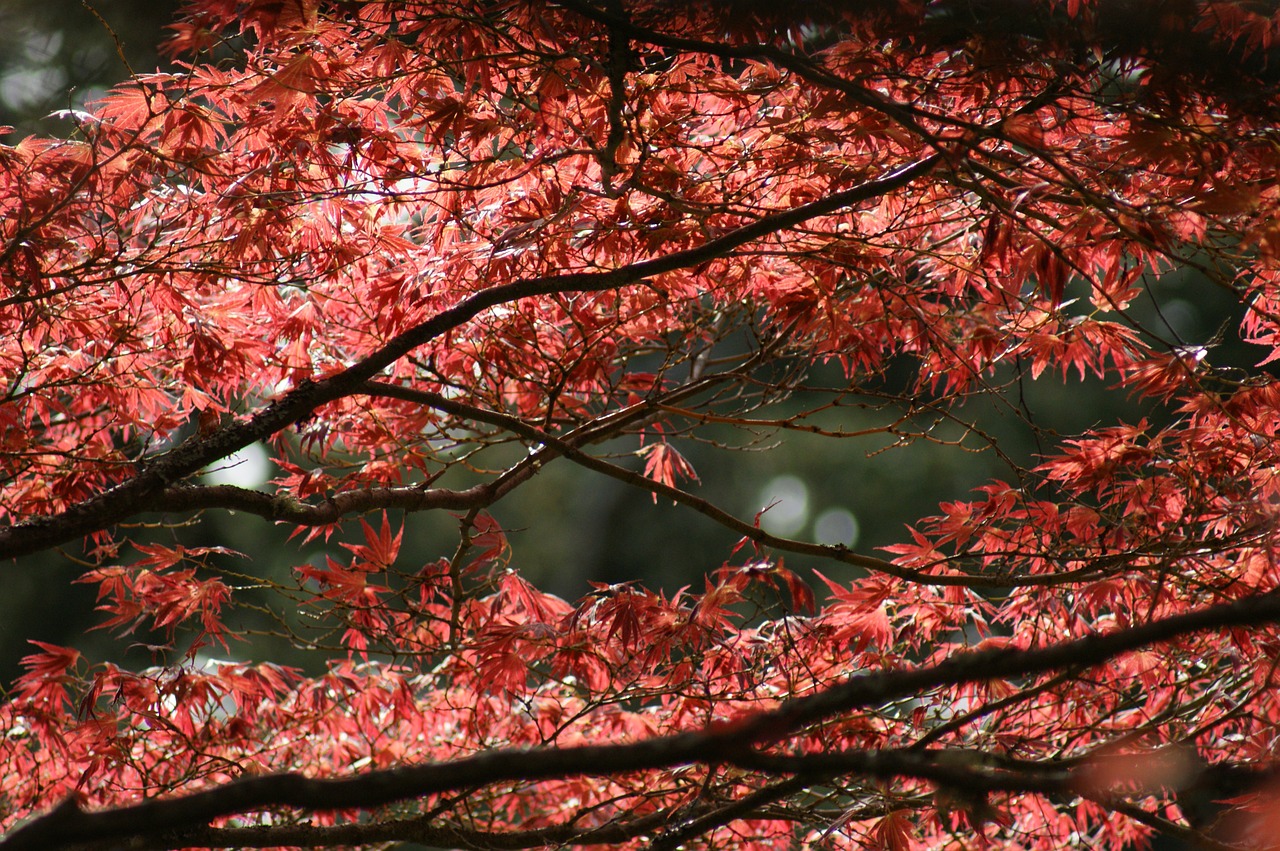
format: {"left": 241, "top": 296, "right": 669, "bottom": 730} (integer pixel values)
{"left": 4, "top": 1, "right": 1280, "bottom": 848}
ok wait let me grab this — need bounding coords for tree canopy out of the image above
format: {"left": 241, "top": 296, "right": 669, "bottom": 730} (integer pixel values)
{"left": 5, "top": 1, "right": 1280, "bottom": 848}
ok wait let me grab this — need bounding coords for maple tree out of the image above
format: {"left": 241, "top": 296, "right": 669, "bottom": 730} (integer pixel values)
{"left": 6, "top": 0, "right": 1280, "bottom": 848}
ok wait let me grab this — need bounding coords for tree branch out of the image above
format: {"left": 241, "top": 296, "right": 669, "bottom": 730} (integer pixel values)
{"left": 158, "top": 482, "right": 494, "bottom": 524}
{"left": 143, "top": 805, "right": 678, "bottom": 851}
{"left": 0, "top": 156, "right": 940, "bottom": 560}
{"left": 6, "top": 588, "right": 1278, "bottom": 850}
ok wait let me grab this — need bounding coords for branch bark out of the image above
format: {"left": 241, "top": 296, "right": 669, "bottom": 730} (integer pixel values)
{"left": 6, "top": 588, "right": 1278, "bottom": 851}
{"left": 0, "top": 156, "right": 940, "bottom": 560}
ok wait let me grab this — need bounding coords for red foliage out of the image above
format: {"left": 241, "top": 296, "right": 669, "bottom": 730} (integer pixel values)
{"left": 3, "top": 1, "right": 1280, "bottom": 849}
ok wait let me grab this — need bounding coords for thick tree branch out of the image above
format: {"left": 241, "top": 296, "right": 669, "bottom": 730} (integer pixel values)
{"left": 6, "top": 588, "right": 1278, "bottom": 850}
{"left": 158, "top": 482, "right": 494, "bottom": 524}
{"left": 597, "top": 0, "right": 632, "bottom": 194}
{"left": 558, "top": 0, "right": 940, "bottom": 137}
{"left": 0, "top": 156, "right": 940, "bottom": 560}
{"left": 649, "top": 776, "right": 813, "bottom": 851}
{"left": 143, "top": 806, "right": 679, "bottom": 851}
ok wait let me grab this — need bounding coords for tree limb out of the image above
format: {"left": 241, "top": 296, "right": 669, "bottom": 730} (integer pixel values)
{"left": 0, "top": 156, "right": 940, "bottom": 560}
{"left": 6, "top": 588, "right": 1278, "bottom": 850}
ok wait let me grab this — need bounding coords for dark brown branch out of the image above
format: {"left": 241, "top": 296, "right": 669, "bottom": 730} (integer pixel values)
{"left": 649, "top": 776, "right": 812, "bottom": 851}
{"left": 557, "top": 0, "right": 938, "bottom": 137}
{"left": 145, "top": 806, "right": 679, "bottom": 851}
{"left": 1097, "top": 798, "right": 1240, "bottom": 851}
{"left": 597, "top": 0, "right": 632, "bottom": 194}
{"left": 359, "top": 379, "right": 930, "bottom": 583}
{"left": 563, "top": 0, "right": 1280, "bottom": 105}
{"left": 157, "top": 483, "right": 493, "bottom": 524}
{"left": 733, "top": 590, "right": 1280, "bottom": 744}
{"left": 0, "top": 155, "right": 939, "bottom": 560}
{"left": 363, "top": 381, "right": 1272, "bottom": 591}
{"left": 732, "top": 749, "right": 1066, "bottom": 795}
{"left": 6, "top": 588, "right": 1279, "bottom": 851}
